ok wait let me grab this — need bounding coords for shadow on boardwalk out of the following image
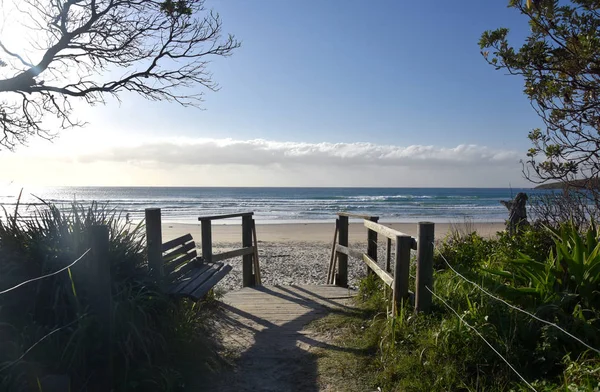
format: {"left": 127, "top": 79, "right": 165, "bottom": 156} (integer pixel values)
{"left": 188, "top": 285, "right": 360, "bottom": 392}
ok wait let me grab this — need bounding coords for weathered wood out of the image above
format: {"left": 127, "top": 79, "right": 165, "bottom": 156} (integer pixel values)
{"left": 162, "top": 233, "right": 193, "bottom": 252}
{"left": 242, "top": 214, "right": 254, "bottom": 287}
{"left": 164, "top": 250, "right": 197, "bottom": 274}
{"left": 337, "top": 212, "right": 379, "bottom": 220}
{"left": 392, "top": 235, "right": 412, "bottom": 316}
{"left": 251, "top": 219, "right": 262, "bottom": 285}
{"left": 335, "top": 244, "right": 364, "bottom": 260}
{"left": 362, "top": 254, "right": 394, "bottom": 287}
{"left": 197, "top": 212, "right": 254, "bottom": 221}
{"left": 211, "top": 247, "right": 254, "bottom": 262}
{"left": 364, "top": 220, "right": 416, "bottom": 248}
{"left": 189, "top": 264, "right": 233, "bottom": 299}
{"left": 336, "top": 215, "right": 349, "bottom": 287}
{"left": 367, "top": 217, "right": 378, "bottom": 277}
{"left": 200, "top": 219, "right": 213, "bottom": 262}
{"left": 166, "top": 252, "right": 199, "bottom": 277}
{"left": 163, "top": 241, "right": 196, "bottom": 262}
{"left": 416, "top": 222, "right": 435, "bottom": 313}
{"left": 168, "top": 264, "right": 212, "bottom": 294}
{"left": 385, "top": 237, "right": 392, "bottom": 272}
{"left": 326, "top": 219, "right": 339, "bottom": 284}
{"left": 88, "top": 225, "right": 113, "bottom": 390}
{"left": 145, "top": 208, "right": 164, "bottom": 280}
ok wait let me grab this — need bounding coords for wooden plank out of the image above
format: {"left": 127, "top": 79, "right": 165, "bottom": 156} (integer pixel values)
{"left": 163, "top": 241, "right": 195, "bottom": 261}
{"left": 242, "top": 215, "right": 253, "bottom": 287}
{"left": 335, "top": 244, "right": 363, "bottom": 260}
{"left": 367, "top": 217, "right": 378, "bottom": 278}
{"left": 362, "top": 254, "right": 393, "bottom": 287}
{"left": 188, "top": 264, "right": 233, "bottom": 299}
{"left": 336, "top": 212, "right": 379, "bottom": 220}
{"left": 164, "top": 250, "right": 197, "bottom": 275}
{"left": 198, "top": 212, "right": 254, "bottom": 221}
{"left": 169, "top": 255, "right": 199, "bottom": 277}
{"left": 386, "top": 237, "right": 392, "bottom": 272}
{"left": 364, "top": 219, "right": 412, "bottom": 241}
{"left": 336, "top": 215, "right": 349, "bottom": 287}
{"left": 146, "top": 208, "right": 164, "bottom": 280}
{"left": 415, "top": 222, "right": 435, "bottom": 313}
{"left": 212, "top": 247, "right": 254, "bottom": 262}
{"left": 251, "top": 219, "right": 262, "bottom": 285}
{"left": 393, "top": 235, "right": 413, "bottom": 315}
{"left": 168, "top": 264, "right": 212, "bottom": 294}
{"left": 201, "top": 219, "right": 212, "bottom": 262}
{"left": 161, "top": 233, "right": 193, "bottom": 252}
{"left": 326, "top": 219, "right": 339, "bottom": 284}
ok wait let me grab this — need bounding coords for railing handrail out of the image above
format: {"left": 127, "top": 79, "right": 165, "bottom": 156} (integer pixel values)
{"left": 198, "top": 212, "right": 254, "bottom": 221}
{"left": 363, "top": 220, "right": 417, "bottom": 250}
{"left": 336, "top": 212, "right": 379, "bottom": 220}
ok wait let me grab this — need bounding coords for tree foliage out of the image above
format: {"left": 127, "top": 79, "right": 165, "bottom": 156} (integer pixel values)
{"left": 480, "top": 0, "right": 600, "bottom": 196}
{"left": 0, "top": 0, "right": 239, "bottom": 150}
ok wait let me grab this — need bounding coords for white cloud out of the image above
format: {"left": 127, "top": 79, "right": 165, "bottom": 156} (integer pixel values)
{"left": 77, "top": 138, "right": 522, "bottom": 169}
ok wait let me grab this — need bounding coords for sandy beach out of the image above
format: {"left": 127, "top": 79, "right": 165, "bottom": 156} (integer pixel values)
{"left": 160, "top": 221, "right": 505, "bottom": 292}
{"left": 161, "top": 221, "right": 505, "bottom": 243}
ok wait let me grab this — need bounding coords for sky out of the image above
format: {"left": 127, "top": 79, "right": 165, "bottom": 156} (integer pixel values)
{"left": 0, "top": 0, "right": 541, "bottom": 188}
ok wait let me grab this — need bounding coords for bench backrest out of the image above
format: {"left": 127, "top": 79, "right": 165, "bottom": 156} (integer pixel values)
{"left": 162, "top": 234, "right": 199, "bottom": 278}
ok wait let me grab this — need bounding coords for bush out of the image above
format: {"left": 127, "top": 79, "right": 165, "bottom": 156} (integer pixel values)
{"left": 316, "top": 221, "right": 600, "bottom": 391}
{"left": 0, "top": 202, "right": 221, "bottom": 391}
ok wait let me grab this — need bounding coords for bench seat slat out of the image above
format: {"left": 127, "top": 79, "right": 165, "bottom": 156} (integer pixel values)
{"left": 168, "top": 254, "right": 201, "bottom": 277}
{"left": 163, "top": 241, "right": 196, "bottom": 262}
{"left": 174, "top": 263, "right": 225, "bottom": 296}
{"left": 188, "top": 264, "right": 233, "bottom": 299}
{"left": 162, "top": 233, "right": 193, "bottom": 252}
{"left": 168, "top": 264, "right": 212, "bottom": 294}
{"left": 164, "top": 250, "right": 197, "bottom": 275}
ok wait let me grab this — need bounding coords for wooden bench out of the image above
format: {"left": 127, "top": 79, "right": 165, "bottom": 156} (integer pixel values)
{"left": 162, "top": 233, "right": 232, "bottom": 300}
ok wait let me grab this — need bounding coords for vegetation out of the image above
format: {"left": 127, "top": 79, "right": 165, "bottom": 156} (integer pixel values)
{"left": 0, "top": 0, "right": 239, "bottom": 150}
{"left": 480, "top": 0, "right": 600, "bottom": 218}
{"left": 314, "top": 224, "right": 600, "bottom": 391}
{"left": 0, "top": 203, "right": 223, "bottom": 391}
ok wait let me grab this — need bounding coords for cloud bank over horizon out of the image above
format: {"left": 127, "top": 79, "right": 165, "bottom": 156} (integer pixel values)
{"left": 0, "top": 137, "right": 528, "bottom": 187}
{"left": 77, "top": 138, "right": 522, "bottom": 169}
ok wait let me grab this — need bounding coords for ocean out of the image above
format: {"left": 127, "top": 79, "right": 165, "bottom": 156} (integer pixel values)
{"left": 0, "top": 187, "right": 545, "bottom": 224}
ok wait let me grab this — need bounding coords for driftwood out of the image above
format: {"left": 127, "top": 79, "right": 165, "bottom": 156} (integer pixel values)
{"left": 500, "top": 192, "right": 529, "bottom": 235}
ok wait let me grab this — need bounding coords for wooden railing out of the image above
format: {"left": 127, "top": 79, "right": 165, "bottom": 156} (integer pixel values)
{"left": 197, "top": 212, "right": 261, "bottom": 287}
{"left": 327, "top": 212, "right": 434, "bottom": 314}
{"left": 145, "top": 209, "right": 261, "bottom": 288}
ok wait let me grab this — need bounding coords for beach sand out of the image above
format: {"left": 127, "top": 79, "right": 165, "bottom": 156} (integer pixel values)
{"left": 161, "top": 221, "right": 505, "bottom": 243}
{"left": 160, "top": 221, "right": 505, "bottom": 292}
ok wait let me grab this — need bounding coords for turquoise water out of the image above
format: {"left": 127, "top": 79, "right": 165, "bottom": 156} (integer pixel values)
{"left": 0, "top": 187, "right": 543, "bottom": 224}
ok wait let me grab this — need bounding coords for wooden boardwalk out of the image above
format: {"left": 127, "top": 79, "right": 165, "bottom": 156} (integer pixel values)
{"left": 198, "top": 285, "right": 357, "bottom": 392}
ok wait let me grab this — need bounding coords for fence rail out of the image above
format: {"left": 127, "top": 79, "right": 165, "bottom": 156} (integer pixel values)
{"left": 327, "top": 213, "right": 434, "bottom": 314}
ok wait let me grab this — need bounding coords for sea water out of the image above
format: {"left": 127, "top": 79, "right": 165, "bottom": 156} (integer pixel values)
{"left": 0, "top": 187, "right": 547, "bottom": 224}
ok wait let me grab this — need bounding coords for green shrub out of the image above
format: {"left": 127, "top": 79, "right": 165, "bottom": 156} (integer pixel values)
{"left": 0, "top": 202, "right": 220, "bottom": 391}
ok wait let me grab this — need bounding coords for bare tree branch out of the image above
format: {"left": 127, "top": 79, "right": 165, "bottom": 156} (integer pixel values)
{"left": 0, "top": 0, "right": 240, "bottom": 150}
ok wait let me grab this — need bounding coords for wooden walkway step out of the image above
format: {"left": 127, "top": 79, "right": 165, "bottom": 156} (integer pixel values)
{"left": 196, "top": 285, "right": 357, "bottom": 392}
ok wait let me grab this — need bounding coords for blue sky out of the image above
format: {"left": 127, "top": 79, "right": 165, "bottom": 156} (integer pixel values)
{"left": 0, "top": 0, "right": 541, "bottom": 187}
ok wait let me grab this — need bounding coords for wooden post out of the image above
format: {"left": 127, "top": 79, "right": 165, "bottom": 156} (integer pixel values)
{"left": 201, "top": 219, "right": 213, "bottom": 262}
{"left": 89, "top": 225, "right": 113, "bottom": 391}
{"left": 327, "top": 219, "right": 339, "bottom": 284}
{"left": 392, "top": 235, "right": 412, "bottom": 316}
{"left": 367, "top": 217, "right": 378, "bottom": 276}
{"left": 416, "top": 222, "right": 435, "bottom": 313}
{"left": 385, "top": 238, "right": 392, "bottom": 272}
{"left": 336, "top": 215, "right": 349, "bottom": 287}
{"left": 242, "top": 214, "right": 254, "bottom": 287}
{"left": 145, "top": 208, "right": 163, "bottom": 281}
